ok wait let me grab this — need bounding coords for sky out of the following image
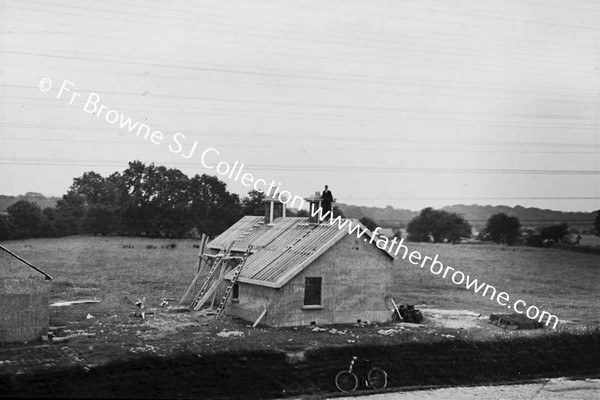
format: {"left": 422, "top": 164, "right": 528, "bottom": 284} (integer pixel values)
{"left": 1, "top": 0, "right": 599, "bottom": 212}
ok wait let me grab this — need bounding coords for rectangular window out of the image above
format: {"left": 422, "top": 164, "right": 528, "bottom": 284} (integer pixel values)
{"left": 232, "top": 283, "right": 239, "bottom": 302}
{"left": 304, "top": 277, "right": 322, "bottom": 306}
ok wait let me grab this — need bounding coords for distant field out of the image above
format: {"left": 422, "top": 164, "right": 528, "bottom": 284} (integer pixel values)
{"left": 0, "top": 236, "right": 598, "bottom": 327}
{"left": 391, "top": 242, "right": 600, "bottom": 326}
{"left": 0, "top": 236, "right": 200, "bottom": 304}
{"left": 578, "top": 233, "right": 600, "bottom": 247}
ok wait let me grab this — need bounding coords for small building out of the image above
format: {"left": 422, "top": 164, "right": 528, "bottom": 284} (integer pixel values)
{"left": 0, "top": 245, "right": 52, "bottom": 343}
{"left": 206, "top": 194, "right": 395, "bottom": 327}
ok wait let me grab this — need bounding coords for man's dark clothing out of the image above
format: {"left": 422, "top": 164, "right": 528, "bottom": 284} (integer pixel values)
{"left": 321, "top": 189, "right": 333, "bottom": 214}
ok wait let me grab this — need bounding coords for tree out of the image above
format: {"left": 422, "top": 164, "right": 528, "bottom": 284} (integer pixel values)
{"left": 6, "top": 200, "right": 55, "bottom": 239}
{"left": 594, "top": 210, "right": 600, "bottom": 237}
{"left": 539, "top": 223, "right": 570, "bottom": 243}
{"left": 188, "top": 174, "right": 243, "bottom": 237}
{"left": 407, "top": 207, "right": 472, "bottom": 243}
{"left": 241, "top": 190, "right": 265, "bottom": 216}
{"left": 359, "top": 217, "right": 378, "bottom": 232}
{"left": 295, "top": 209, "right": 309, "bottom": 217}
{"left": 116, "top": 162, "right": 195, "bottom": 237}
{"left": 332, "top": 205, "right": 345, "bottom": 218}
{"left": 484, "top": 213, "right": 521, "bottom": 245}
{"left": 0, "top": 215, "right": 16, "bottom": 240}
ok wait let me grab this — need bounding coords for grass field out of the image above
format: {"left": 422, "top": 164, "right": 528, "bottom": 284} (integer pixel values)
{"left": 1, "top": 236, "right": 598, "bottom": 327}
{"left": 391, "top": 242, "right": 600, "bottom": 327}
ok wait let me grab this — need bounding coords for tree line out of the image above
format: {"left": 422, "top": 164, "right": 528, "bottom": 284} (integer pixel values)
{"left": 2, "top": 162, "right": 599, "bottom": 244}
{"left": 0, "top": 161, "right": 270, "bottom": 240}
{"left": 405, "top": 207, "right": 600, "bottom": 246}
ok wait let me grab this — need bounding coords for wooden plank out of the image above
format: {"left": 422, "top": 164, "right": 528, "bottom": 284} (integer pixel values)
{"left": 0, "top": 245, "right": 52, "bottom": 280}
{"left": 196, "top": 234, "right": 207, "bottom": 274}
{"left": 252, "top": 309, "right": 267, "bottom": 328}
{"left": 179, "top": 258, "right": 213, "bottom": 306}
{"left": 193, "top": 234, "right": 208, "bottom": 295}
{"left": 192, "top": 280, "right": 222, "bottom": 311}
{"left": 391, "top": 298, "right": 403, "bottom": 321}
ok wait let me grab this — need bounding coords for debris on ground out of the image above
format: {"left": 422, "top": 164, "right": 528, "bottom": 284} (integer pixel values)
{"left": 489, "top": 313, "right": 544, "bottom": 330}
{"left": 378, "top": 327, "right": 406, "bottom": 336}
{"left": 135, "top": 297, "right": 146, "bottom": 309}
{"left": 392, "top": 304, "right": 424, "bottom": 323}
{"left": 328, "top": 328, "right": 347, "bottom": 335}
{"left": 396, "top": 322, "right": 426, "bottom": 328}
{"left": 420, "top": 308, "right": 482, "bottom": 330}
{"left": 311, "top": 327, "right": 327, "bottom": 332}
{"left": 136, "top": 313, "right": 200, "bottom": 340}
{"left": 52, "top": 331, "right": 96, "bottom": 343}
{"left": 216, "top": 329, "right": 244, "bottom": 338}
{"left": 86, "top": 313, "right": 95, "bottom": 319}
{"left": 129, "top": 311, "right": 154, "bottom": 319}
{"left": 159, "top": 299, "right": 170, "bottom": 308}
{"left": 50, "top": 299, "right": 101, "bottom": 307}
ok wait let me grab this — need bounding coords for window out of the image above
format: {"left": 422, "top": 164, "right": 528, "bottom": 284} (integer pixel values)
{"left": 304, "top": 277, "right": 322, "bottom": 307}
{"left": 232, "top": 283, "right": 239, "bottom": 302}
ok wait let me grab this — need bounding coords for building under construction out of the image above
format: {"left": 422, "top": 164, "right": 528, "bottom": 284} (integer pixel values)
{"left": 181, "top": 194, "right": 395, "bottom": 327}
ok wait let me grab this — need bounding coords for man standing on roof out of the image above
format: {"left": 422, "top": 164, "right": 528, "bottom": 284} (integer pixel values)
{"left": 321, "top": 185, "right": 333, "bottom": 215}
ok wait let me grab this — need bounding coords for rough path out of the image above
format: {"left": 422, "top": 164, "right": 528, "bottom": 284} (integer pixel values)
{"left": 325, "top": 378, "right": 600, "bottom": 400}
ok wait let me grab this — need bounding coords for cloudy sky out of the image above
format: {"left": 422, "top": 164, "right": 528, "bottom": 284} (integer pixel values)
{"left": 1, "top": 0, "right": 599, "bottom": 212}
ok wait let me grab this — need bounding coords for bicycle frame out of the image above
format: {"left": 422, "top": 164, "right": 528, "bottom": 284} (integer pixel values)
{"left": 348, "top": 356, "right": 371, "bottom": 386}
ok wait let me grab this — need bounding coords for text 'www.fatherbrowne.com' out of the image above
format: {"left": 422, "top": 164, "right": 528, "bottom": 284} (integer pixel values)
{"left": 310, "top": 206, "right": 560, "bottom": 330}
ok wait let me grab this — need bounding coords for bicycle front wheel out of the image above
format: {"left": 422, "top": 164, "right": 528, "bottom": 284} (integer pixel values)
{"left": 367, "top": 367, "right": 388, "bottom": 389}
{"left": 335, "top": 370, "right": 358, "bottom": 392}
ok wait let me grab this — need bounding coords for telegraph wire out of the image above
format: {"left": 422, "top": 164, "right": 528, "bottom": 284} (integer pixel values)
{"left": 6, "top": 8, "right": 598, "bottom": 79}
{"left": 3, "top": 136, "right": 600, "bottom": 155}
{"left": 4, "top": 61, "right": 598, "bottom": 106}
{"left": 1, "top": 157, "right": 600, "bottom": 175}
{"left": 24, "top": 0, "right": 600, "bottom": 65}
{"left": 2, "top": 122, "right": 600, "bottom": 148}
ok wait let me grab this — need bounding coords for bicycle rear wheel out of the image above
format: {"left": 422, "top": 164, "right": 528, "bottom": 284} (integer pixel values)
{"left": 367, "top": 367, "right": 387, "bottom": 389}
{"left": 335, "top": 370, "right": 358, "bottom": 392}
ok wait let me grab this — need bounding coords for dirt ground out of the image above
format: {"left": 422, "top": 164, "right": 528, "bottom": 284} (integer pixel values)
{"left": 0, "top": 295, "right": 570, "bottom": 376}
{"left": 1, "top": 297, "right": 598, "bottom": 399}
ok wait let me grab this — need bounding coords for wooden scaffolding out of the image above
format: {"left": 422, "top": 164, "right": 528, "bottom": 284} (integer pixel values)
{"left": 179, "top": 234, "right": 252, "bottom": 319}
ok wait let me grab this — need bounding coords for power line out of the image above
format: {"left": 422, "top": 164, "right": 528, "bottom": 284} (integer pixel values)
{"left": 22, "top": 0, "right": 600, "bottom": 67}
{"left": 1, "top": 157, "right": 600, "bottom": 175}
{"left": 5, "top": 8, "right": 599, "bottom": 81}
{"left": 3, "top": 136, "right": 600, "bottom": 155}
{"left": 3, "top": 97, "right": 599, "bottom": 128}
{"left": 2, "top": 122, "right": 600, "bottom": 148}
{"left": 4, "top": 61, "right": 598, "bottom": 106}
{"left": 3, "top": 46, "right": 597, "bottom": 101}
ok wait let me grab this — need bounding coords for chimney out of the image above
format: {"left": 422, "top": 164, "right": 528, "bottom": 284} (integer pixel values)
{"left": 304, "top": 191, "right": 324, "bottom": 224}
{"left": 262, "top": 195, "right": 286, "bottom": 224}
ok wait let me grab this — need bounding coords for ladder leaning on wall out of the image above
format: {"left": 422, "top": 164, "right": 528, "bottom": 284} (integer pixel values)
{"left": 214, "top": 245, "right": 252, "bottom": 319}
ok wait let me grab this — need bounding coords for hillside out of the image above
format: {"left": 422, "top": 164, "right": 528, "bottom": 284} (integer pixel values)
{"left": 0, "top": 192, "right": 59, "bottom": 212}
{"left": 337, "top": 203, "right": 597, "bottom": 230}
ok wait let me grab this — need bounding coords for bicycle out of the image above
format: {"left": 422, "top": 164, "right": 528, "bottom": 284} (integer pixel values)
{"left": 335, "top": 356, "right": 388, "bottom": 392}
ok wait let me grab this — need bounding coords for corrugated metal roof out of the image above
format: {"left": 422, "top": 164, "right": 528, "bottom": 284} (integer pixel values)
{"left": 209, "top": 216, "right": 392, "bottom": 288}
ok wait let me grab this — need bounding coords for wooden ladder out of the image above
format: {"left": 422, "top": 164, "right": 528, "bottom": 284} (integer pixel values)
{"left": 189, "top": 245, "right": 231, "bottom": 310}
{"left": 214, "top": 245, "right": 252, "bottom": 319}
